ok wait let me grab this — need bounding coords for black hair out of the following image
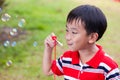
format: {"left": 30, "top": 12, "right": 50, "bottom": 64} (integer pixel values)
{"left": 67, "top": 5, "right": 107, "bottom": 41}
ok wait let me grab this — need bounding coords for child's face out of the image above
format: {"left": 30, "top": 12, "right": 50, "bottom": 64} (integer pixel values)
{"left": 66, "top": 20, "right": 90, "bottom": 51}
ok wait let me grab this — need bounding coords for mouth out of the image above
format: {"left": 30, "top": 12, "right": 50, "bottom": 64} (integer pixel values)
{"left": 67, "top": 43, "right": 73, "bottom": 46}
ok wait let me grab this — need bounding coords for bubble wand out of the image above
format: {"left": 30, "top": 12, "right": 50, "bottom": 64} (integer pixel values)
{"left": 51, "top": 33, "right": 63, "bottom": 80}
{"left": 52, "top": 33, "right": 57, "bottom": 80}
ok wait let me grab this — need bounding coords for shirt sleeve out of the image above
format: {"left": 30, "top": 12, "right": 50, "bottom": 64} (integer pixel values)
{"left": 105, "top": 68, "right": 120, "bottom": 80}
{"left": 51, "top": 57, "right": 63, "bottom": 76}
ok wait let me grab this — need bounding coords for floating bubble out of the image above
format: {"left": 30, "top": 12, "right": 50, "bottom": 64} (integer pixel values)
{"left": 6, "top": 60, "right": 12, "bottom": 66}
{"left": 18, "top": 18, "right": 25, "bottom": 27}
{"left": 33, "top": 41, "right": 38, "bottom": 47}
{"left": 0, "top": 8, "right": 2, "bottom": 13}
{"left": 12, "top": 28, "right": 17, "bottom": 32}
{"left": 10, "top": 31, "right": 14, "bottom": 36}
{"left": 11, "top": 41, "right": 17, "bottom": 47}
{"left": 1, "top": 13, "right": 11, "bottom": 22}
{"left": 3, "top": 40, "right": 10, "bottom": 47}
{"left": 10, "top": 28, "right": 17, "bottom": 36}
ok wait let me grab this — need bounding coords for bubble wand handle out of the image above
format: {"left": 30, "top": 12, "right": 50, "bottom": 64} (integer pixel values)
{"left": 52, "top": 35, "right": 57, "bottom": 80}
{"left": 52, "top": 35, "right": 57, "bottom": 59}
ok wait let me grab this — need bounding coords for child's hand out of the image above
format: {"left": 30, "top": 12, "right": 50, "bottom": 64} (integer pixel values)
{"left": 44, "top": 33, "right": 57, "bottom": 49}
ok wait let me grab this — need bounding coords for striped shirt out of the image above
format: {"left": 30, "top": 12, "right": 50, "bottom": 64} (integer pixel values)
{"left": 51, "top": 45, "right": 120, "bottom": 80}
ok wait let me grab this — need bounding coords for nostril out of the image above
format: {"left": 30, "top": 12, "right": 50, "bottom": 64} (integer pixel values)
{"left": 66, "top": 35, "right": 71, "bottom": 41}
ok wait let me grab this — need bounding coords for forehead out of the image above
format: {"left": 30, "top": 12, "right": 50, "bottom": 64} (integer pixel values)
{"left": 66, "top": 19, "right": 85, "bottom": 30}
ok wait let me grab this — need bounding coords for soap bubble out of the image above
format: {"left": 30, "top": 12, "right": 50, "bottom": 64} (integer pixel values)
{"left": 3, "top": 40, "right": 10, "bottom": 47}
{"left": 33, "top": 41, "right": 38, "bottom": 47}
{"left": 1, "top": 13, "right": 11, "bottom": 22}
{"left": 10, "top": 28, "right": 17, "bottom": 36}
{"left": 12, "top": 28, "right": 17, "bottom": 32}
{"left": 18, "top": 18, "right": 25, "bottom": 27}
{"left": 11, "top": 41, "right": 17, "bottom": 47}
{"left": 6, "top": 60, "right": 12, "bottom": 66}
{"left": 0, "top": 8, "right": 2, "bottom": 13}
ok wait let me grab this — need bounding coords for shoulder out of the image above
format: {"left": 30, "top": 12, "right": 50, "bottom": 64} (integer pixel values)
{"left": 101, "top": 54, "right": 120, "bottom": 80}
{"left": 61, "top": 50, "right": 74, "bottom": 57}
{"left": 96, "top": 45, "right": 118, "bottom": 69}
{"left": 62, "top": 51, "right": 72, "bottom": 56}
{"left": 59, "top": 51, "right": 72, "bottom": 60}
{"left": 62, "top": 50, "right": 78, "bottom": 57}
{"left": 100, "top": 53, "right": 118, "bottom": 70}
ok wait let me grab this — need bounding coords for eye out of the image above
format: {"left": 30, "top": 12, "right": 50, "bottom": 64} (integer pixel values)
{"left": 72, "top": 31, "right": 78, "bottom": 34}
{"left": 66, "top": 29, "right": 69, "bottom": 32}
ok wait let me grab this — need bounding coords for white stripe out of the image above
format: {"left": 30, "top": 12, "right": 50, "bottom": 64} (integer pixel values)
{"left": 63, "top": 57, "right": 72, "bottom": 61}
{"left": 106, "top": 68, "right": 120, "bottom": 78}
{"left": 56, "top": 60, "right": 63, "bottom": 73}
{"left": 63, "top": 63, "right": 80, "bottom": 71}
{"left": 83, "top": 64, "right": 89, "bottom": 67}
{"left": 99, "top": 62, "right": 111, "bottom": 71}
{"left": 64, "top": 75, "right": 78, "bottom": 80}
{"left": 83, "top": 68, "right": 104, "bottom": 74}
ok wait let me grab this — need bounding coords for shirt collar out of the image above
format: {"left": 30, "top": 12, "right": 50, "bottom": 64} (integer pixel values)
{"left": 86, "top": 45, "right": 104, "bottom": 68}
{"left": 71, "top": 45, "right": 105, "bottom": 68}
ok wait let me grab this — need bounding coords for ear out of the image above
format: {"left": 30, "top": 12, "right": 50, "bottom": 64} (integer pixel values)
{"left": 88, "top": 33, "right": 98, "bottom": 44}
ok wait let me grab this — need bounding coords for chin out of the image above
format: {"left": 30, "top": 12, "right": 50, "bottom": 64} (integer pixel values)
{"left": 68, "top": 46, "right": 77, "bottom": 51}
{"left": 69, "top": 48, "right": 77, "bottom": 51}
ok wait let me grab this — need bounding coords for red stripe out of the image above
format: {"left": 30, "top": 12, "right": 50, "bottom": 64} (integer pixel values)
{"left": 51, "top": 60, "right": 63, "bottom": 75}
{"left": 63, "top": 67, "right": 79, "bottom": 78}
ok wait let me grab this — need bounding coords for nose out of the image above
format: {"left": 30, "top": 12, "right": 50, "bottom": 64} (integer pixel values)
{"left": 66, "top": 33, "right": 71, "bottom": 41}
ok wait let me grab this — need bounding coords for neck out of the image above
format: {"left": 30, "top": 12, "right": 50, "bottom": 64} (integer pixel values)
{"left": 78, "top": 44, "right": 99, "bottom": 64}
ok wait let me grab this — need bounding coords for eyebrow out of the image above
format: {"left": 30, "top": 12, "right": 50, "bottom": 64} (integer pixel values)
{"left": 66, "top": 25, "right": 78, "bottom": 30}
{"left": 71, "top": 28, "right": 77, "bottom": 30}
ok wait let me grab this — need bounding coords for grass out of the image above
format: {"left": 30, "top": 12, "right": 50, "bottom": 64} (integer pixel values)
{"left": 0, "top": 0, "right": 120, "bottom": 80}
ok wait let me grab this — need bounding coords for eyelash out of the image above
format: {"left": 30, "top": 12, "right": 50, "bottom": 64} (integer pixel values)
{"left": 72, "top": 32, "right": 77, "bottom": 34}
{"left": 66, "top": 29, "right": 77, "bottom": 34}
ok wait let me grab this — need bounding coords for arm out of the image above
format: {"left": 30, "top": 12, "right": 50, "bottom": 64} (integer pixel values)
{"left": 42, "top": 34, "right": 55, "bottom": 76}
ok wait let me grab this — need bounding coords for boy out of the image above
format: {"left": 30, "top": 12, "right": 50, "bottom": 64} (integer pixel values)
{"left": 43, "top": 5, "right": 120, "bottom": 80}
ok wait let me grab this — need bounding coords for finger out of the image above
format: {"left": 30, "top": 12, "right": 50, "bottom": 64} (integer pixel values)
{"left": 46, "top": 35, "right": 55, "bottom": 47}
{"left": 51, "top": 32, "right": 55, "bottom": 36}
{"left": 51, "top": 32, "right": 57, "bottom": 40}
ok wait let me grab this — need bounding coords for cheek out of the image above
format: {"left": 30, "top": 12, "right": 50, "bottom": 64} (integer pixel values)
{"left": 65, "top": 35, "right": 68, "bottom": 41}
{"left": 74, "top": 36, "right": 88, "bottom": 47}
{"left": 74, "top": 36, "right": 82, "bottom": 43}
{"left": 65, "top": 33, "right": 68, "bottom": 38}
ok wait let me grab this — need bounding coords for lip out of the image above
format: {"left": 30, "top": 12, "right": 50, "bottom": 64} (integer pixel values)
{"left": 67, "top": 43, "right": 73, "bottom": 46}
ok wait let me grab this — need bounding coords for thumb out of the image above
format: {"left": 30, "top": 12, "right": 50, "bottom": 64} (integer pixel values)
{"left": 51, "top": 32, "right": 57, "bottom": 40}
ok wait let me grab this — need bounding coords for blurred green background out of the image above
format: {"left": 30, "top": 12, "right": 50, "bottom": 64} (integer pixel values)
{"left": 0, "top": 0, "right": 120, "bottom": 80}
